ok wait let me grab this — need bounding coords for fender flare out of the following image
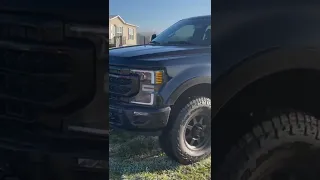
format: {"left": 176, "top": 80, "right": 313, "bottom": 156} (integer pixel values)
{"left": 166, "top": 76, "right": 211, "bottom": 105}
{"left": 213, "top": 4, "right": 320, "bottom": 119}
{"left": 160, "top": 65, "right": 211, "bottom": 105}
{"left": 211, "top": 48, "right": 320, "bottom": 119}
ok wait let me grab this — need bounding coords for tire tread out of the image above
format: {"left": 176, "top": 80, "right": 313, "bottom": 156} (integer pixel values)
{"left": 216, "top": 110, "right": 320, "bottom": 180}
{"left": 159, "top": 97, "right": 211, "bottom": 165}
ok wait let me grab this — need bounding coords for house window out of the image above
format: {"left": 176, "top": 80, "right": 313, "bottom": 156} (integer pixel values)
{"left": 128, "top": 28, "right": 134, "bottom": 40}
{"left": 110, "top": 24, "right": 115, "bottom": 39}
{"left": 116, "top": 26, "right": 123, "bottom": 34}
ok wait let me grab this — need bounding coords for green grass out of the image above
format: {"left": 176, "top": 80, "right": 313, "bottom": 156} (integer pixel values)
{"left": 109, "top": 131, "right": 211, "bottom": 180}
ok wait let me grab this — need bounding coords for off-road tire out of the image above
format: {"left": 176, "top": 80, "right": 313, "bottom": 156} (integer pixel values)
{"left": 159, "top": 97, "right": 211, "bottom": 165}
{"left": 215, "top": 111, "right": 320, "bottom": 180}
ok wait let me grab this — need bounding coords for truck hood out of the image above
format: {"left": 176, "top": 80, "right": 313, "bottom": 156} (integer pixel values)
{"left": 109, "top": 45, "right": 211, "bottom": 67}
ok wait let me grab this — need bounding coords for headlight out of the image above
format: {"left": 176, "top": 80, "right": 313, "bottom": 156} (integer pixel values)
{"left": 130, "top": 69, "right": 164, "bottom": 105}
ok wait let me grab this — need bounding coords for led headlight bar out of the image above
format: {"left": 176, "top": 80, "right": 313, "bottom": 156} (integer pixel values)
{"left": 130, "top": 69, "right": 164, "bottom": 105}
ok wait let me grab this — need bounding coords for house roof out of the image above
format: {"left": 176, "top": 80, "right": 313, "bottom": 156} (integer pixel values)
{"left": 109, "top": 15, "right": 118, "bottom": 19}
{"left": 109, "top": 15, "right": 139, "bottom": 27}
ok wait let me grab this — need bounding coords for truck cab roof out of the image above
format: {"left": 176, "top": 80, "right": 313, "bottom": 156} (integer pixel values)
{"left": 182, "top": 15, "right": 211, "bottom": 21}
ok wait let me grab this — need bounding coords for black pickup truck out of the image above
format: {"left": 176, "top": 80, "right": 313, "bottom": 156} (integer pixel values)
{"left": 111, "top": 6, "right": 320, "bottom": 179}
{"left": 0, "top": 2, "right": 108, "bottom": 179}
{"left": 109, "top": 15, "right": 211, "bottom": 164}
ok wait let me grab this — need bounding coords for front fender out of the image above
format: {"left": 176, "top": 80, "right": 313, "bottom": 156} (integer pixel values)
{"left": 212, "top": 3, "right": 320, "bottom": 121}
{"left": 160, "top": 65, "right": 211, "bottom": 106}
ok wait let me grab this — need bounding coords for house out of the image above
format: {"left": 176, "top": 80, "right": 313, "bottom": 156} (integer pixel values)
{"left": 109, "top": 15, "right": 138, "bottom": 47}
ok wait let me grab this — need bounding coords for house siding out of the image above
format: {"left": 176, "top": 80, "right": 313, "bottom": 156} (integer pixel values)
{"left": 109, "top": 17, "right": 137, "bottom": 46}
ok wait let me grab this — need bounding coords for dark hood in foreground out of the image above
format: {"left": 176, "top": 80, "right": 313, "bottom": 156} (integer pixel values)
{"left": 109, "top": 45, "right": 211, "bottom": 67}
{"left": 0, "top": 0, "right": 107, "bottom": 25}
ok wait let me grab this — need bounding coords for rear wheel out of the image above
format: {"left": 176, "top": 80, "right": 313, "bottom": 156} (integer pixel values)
{"left": 216, "top": 110, "right": 320, "bottom": 180}
{"left": 159, "top": 97, "right": 211, "bottom": 165}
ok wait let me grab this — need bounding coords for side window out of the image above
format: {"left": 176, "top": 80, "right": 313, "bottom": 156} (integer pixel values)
{"left": 168, "top": 25, "right": 195, "bottom": 41}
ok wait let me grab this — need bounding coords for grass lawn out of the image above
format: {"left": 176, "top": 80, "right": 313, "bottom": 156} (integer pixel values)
{"left": 109, "top": 130, "right": 211, "bottom": 180}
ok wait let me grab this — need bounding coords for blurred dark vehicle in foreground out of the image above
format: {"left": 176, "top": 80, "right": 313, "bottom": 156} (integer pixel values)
{"left": 0, "top": 1, "right": 108, "bottom": 179}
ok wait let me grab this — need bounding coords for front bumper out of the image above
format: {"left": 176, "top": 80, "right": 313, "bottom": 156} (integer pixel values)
{"left": 109, "top": 104, "right": 171, "bottom": 135}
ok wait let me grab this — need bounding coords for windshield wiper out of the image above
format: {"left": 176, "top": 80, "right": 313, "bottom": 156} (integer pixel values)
{"left": 166, "top": 41, "right": 194, "bottom": 45}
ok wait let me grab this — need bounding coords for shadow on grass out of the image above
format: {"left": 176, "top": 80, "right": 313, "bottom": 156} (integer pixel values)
{"left": 109, "top": 131, "right": 181, "bottom": 178}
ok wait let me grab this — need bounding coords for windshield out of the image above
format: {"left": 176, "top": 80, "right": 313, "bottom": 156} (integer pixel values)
{"left": 150, "top": 17, "right": 211, "bottom": 46}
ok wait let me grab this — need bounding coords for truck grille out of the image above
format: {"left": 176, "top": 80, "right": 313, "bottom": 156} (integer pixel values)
{"left": 0, "top": 43, "right": 94, "bottom": 122}
{"left": 0, "top": 49, "right": 70, "bottom": 73}
{"left": 0, "top": 14, "right": 95, "bottom": 124}
{"left": 0, "top": 41, "right": 94, "bottom": 121}
{"left": 0, "top": 47, "right": 70, "bottom": 122}
{"left": 109, "top": 66, "right": 140, "bottom": 103}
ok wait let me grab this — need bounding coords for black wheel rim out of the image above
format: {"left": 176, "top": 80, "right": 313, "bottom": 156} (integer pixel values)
{"left": 184, "top": 114, "right": 210, "bottom": 150}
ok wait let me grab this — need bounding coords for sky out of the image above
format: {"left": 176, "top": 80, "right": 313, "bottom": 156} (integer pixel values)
{"left": 109, "top": 0, "right": 211, "bottom": 33}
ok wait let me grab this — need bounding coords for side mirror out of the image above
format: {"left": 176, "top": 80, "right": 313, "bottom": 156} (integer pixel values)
{"left": 151, "top": 34, "right": 157, "bottom": 41}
